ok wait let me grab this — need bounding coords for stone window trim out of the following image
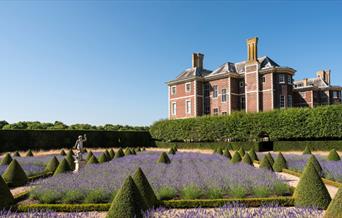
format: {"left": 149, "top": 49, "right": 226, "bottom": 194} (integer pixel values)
{"left": 221, "top": 89, "right": 227, "bottom": 102}
{"left": 213, "top": 85, "right": 218, "bottom": 98}
{"left": 185, "top": 82, "right": 191, "bottom": 93}
{"left": 185, "top": 99, "right": 191, "bottom": 114}
{"left": 171, "top": 86, "right": 176, "bottom": 95}
{"left": 171, "top": 102, "right": 177, "bottom": 115}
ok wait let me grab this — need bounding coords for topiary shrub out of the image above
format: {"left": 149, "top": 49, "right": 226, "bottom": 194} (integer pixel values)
{"left": 273, "top": 152, "right": 288, "bottom": 172}
{"left": 217, "top": 148, "right": 223, "bottom": 155}
{"left": 54, "top": 158, "right": 72, "bottom": 176}
{"left": 168, "top": 148, "right": 176, "bottom": 155}
{"left": 238, "top": 147, "right": 245, "bottom": 157}
{"left": 60, "top": 150, "right": 66, "bottom": 156}
{"left": 87, "top": 155, "right": 99, "bottom": 164}
{"left": 106, "top": 176, "right": 147, "bottom": 218}
{"left": 223, "top": 148, "right": 232, "bottom": 159}
{"left": 115, "top": 148, "right": 124, "bottom": 158}
{"left": 0, "top": 153, "right": 12, "bottom": 166}
{"left": 306, "top": 155, "right": 323, "bottom": 176}
{"left": 133, "top": 167, "right": 158, "bottom": 208}
{"left": 230, "top": 152, "right": 241, "bottom": 164}
{"left": 248, "top": 148, "right": 258, "bottom": 161}
{"left": 104, "top": 150, "right": 111, "bottom": 160}
{"left": 124, "top": 148, "right": 132, "bottom": 156}
{"left": 242, "top": 153, "right": 253, "bottom": 166}
{"left": 259, "top": 156, "right": 273, "bottom": 171}
{"left": 109, "top": 149, "right": 115, "bottom": 159}
{"left": 12, "top": 151, "right": 21, "bottom": 157}
{"left": 136, "top": 147, "right": 141, "bottom": 152}
{"left": 45, "top": 156, "right": 59, "bottom": 173}
{"left": 98, "top": 153, "right": 108, "bottom": 163}
{"left": 324, "top": 186, "right": 342, "bottom": 218}
{"left": 2, "top": 160, "right": 28, "bottom": 187}
{"left": 130, "top": 148, "right": 136, "bottom": 155}
{"left": 303, "top": 146, "right": 312, "bottom": 155}
{"left": 26, "top": 150, "right": 34, "bottom": 157}
{"left": 294, "top": 160, "right": 331, "bottom": 209}
{"left": 66, "top": 152, "right": 75, "bottom": 170}
{"left": 265, "top": 152, "right": 274, "bottom": 165}
{"left": 86, "top": 151, "right": 94, "bottom": 161}
{"left": 327, "top": 149, "right": 341, "bottom": 161}
{"left": 0, "top": 175, "right": 14, "bottom": 209}
{"left": 68, "top": 150, "right": 75, "bottom": 156}
{"left": 157, "top": 152, "right": 171, "bottom": 164}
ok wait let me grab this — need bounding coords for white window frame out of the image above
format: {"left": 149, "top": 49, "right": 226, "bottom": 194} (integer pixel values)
{"left": 287, "top": 76, "right": 292, "bottom": 84}
{"left": 213, "top": 85, "right": 218, "bottom": 98}
{"left": 221, "top": 89, "right": 227, "bottom": 102}
{"left": 185, "top": 82, "right": 191, "bottom": 93}
{"left": 280, "top": 95, "right": 285, "bottom": 108}
{"left": 171, "top": 86, "right": 176, "bottom": 95}
{"left": 213, "top": 108, "right": 219, "bottom": 115}
{"left": 279, "top": 74, "right": 285, "bottom": 84}
{"left": 288, "top": 95, "right": 292, "bottom": 107}
{"left": 171, "top": 102, "right": 177, "bottom": 115}
{"left": 185, "top": 100, "right": 191, "bottom": 114}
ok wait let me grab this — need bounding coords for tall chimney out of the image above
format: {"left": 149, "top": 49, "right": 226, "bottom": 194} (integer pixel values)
{"left": 247, "top": 37, "right": 258, "bottom": 63}
{"left": 192, "top": 53, "right": 204, "bottom": 69}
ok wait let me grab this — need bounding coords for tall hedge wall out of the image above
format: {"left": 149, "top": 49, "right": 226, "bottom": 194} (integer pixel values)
{"left": 0, "top": 130, "right": 154, "bottom": 152}
{"left": 150, "top": 105, "right": 342, "bottom": 142}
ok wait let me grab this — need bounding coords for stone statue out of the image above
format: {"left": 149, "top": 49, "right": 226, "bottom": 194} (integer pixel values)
{"left": 74, "top": 134, "right": 87, "bottom": 161}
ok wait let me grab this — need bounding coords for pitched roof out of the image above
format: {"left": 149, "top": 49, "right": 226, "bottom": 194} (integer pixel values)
{"left": 174, "top": 67, "right": 211, "bottom": 81}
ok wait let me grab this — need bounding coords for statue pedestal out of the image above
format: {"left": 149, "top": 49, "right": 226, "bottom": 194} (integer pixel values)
{"left": 73, "top": 159, "right": 86, "bottom": 173}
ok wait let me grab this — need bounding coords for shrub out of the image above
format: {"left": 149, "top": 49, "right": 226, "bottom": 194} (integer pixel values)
{"left": 307, "top": 155, "right": 323, "bottom": 176}
{"left": 0, "top": 153, "right": 12, "bottom": 166}
{"left": 181, "top": 185, "right": 202, "bottom": 200}
{"left": 223, "top": 148, "right": 232, "bottom": 159}
{"left": 87, "top": 155, "right": 99, "bottom": 164}
{"left": 230, "top": 152, "right": 241, "bottom": 164}
{"left": 230, "top": 185, "right": 247, "bottom": 198}
{"left": 294, "top": 160, "right": 331, "bottom": 209}
{"left": 104, "top": 150, "right": 111, "bottom": 160}
{"left": 265, "top": 152, "right": 274, "bottom": 165}
{"left": 274, "top": 140, "right": 342, "bottom": 151}
{"left": 98, "top": 153, "right": 108, "bottom": 163}
{"left": 45, "top": 156, "right": 59, "bottom": 173}
{"left": 327, "top": 149, "right": 341, "bottom": 161}
{"left": 168, "top": 148, "right": 176, "bottom": 155}
{"left": 303, "top": 146, "right": 312, "bottom": 154}
{"left": 53, "top": 158, "right": 72, "bottom": 176}
{"left": 114, "top": 148, "right": 124, "bottom": 158}
{"left": 60, "top": 150, "right": 66, "bottom": 156}
{"left": 130, "top": 148, "right": 136, "bottom": 155}
{"left": 248, "top": 148, "right": 258, "bottom": 161}
{"left": 133, "top": 167, "right": 158, "bottom": 208}
{"left": 259, "top": 156, "right": 273, "bottom": 171}
{"left": 273, "top": 152, "right": 287, "bottom": 172}
{"left": 157, "top": 186, "right": 177, "bottom": 200}
{"left": 253, "top": 186, "right": 271, "bottom": 198}
{"left": 106, "top": 176, "right": 147, "bottom": 218}
{"left": 26, "top": 149, "right": 34, "bottom": 157}
{"left": 217, "top": 148, "right": 223, "bottom": 155}
{"left": 86, "top": 151, "right": 94, "bottom": 161}
{"left": 124, "top": 148, "right": 132, "bottom": 156}
{"left": 207, "top": 187, "right": 223, "bottom": 199}
{"left": 324, "top": 186, "right": 342, "bottom": 218}
{"left": 109, "top": 149, "right": 115, "bottom": 159}
{"left": 242, "top": 153, "right": 253, "bottom": 166}
{"left": 66, "top": 152, "right": 75, "bottom": 170}
{"left": 238, "top": 147, "right": 245, "bottom": 157}
{"left": 61, "top": 190, "right": 85, "bottom": 204}
{"left": 2, "top": 160, "right": 28, "bottom": 187}
{"left": 68, "top": 150, "right": 75, "bottom": 156}
{"left": 12, "top": 151, "right": 20, "bottom": 157}
{"left": 0, "top": 175, "right": 14, "bottom": 208}
{"left": 157, "top": 152, "right": 171, "bottom": 164}
{"left": 38, "top": 190, "right": 63, "bottom": 204}
{"left": 273, "top": 182, "right": 291, "bottom": 196}
{"left": 84, "top": 189, "right": 112, "bottom": 203}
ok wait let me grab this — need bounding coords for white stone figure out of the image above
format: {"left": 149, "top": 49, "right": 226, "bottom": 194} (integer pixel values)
{"left": 73, "top": 134, "right": 87, "bottom": 173}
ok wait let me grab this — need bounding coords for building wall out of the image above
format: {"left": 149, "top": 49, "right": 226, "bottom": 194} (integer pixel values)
{"left": 259, "top": 72, "right": 273, "bottom": 111}
{"left": 169, "top": 81, "right": 196, "bottom": 119}
{"left": 208, "top": 77, "right": 229, "bottom": 115}
{"left": 245, "top": 64, "right": 259, "bottom": 112}
{"left": 293, "top": 90, "right": 313, "bottom": 107}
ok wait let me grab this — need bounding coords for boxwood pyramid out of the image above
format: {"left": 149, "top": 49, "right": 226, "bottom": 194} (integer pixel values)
{"left": 133, "top": 167, "right": 158, "bottom": 208}
{"left": 86, "top": 151, "right": 94, "bottom": 161}
{"left": 26, "top": 150, "right": 34, "bottom": 157}
{"left": 327, "top": 149, "right": 340, "bottom": 161}
{"left": 109, "top": 149, "right": 115, "bottom": 159}
{"left": 248, "top": 148, "right": 258, "bottom": 161}
{"left": 68, "top": 149, "right": 75, "bottom": 156}
{"left": 294, "top": 160, "right": 331, "bottom": 209}
{"left": 0, "top": 175, "right": 14, "bottom": 209}
{"left": 303, "top": 146, "right": 312, "bottom": 154}
{"left": 66, "top": 152, "right": 75, "bottom": 170}
{"left": 259, "top": 156, "right": 273, "bottom": 171}
{"left": 273, "top": 152, "right": 288, "bottom": 172}
{"left": 238, "top": 147, "right": 245, "bottom": 157}
{"left": 223, "top": 148, "right": 232, "bottom": 159}
{"left": 0, "top": 153, "right": 13, "bottom": 166}
{"left": 231, "top": 152, "right": 241, "bottom": 164}
{"left": 217, "top": 148, "right": 223, "bottom": 155}
{"left": 87, "top": 155, "right": 99, "bottom": 164}
{"left": 157, "top": 152, "right": 171, "bottom": 164}
{"left": 242, "top": 153, "right": 253, "bottom": 166}
{"left": 306, "top": 155, "right": 323, "bottom": 176}
{"left": 54, "top": 158, "right": 72, "bottom": 176}
{"left": 106, "top": 176, "right": 147, "bottom": 218}
{"left": 115, "top": 148, "right": 124, "bottom": 158}
{"left": 168, "top": 148, "right": 176, "bottom": 155}
{"left": 60, "top": 150, "right": 67, "bottom": 156}
{"left": 265, "top": 152, "right": 274, "bottom": 165}
{"left": 130, "top": 148, "right": 136, "bottom": 155}
{"left": 104, "top": 150, "right": 111, "bottom": 160}
{"left": 324, "top": 186, "right": 342, "bottom": 218}
{"left": 124, "top": 148, "right": 132, "bottom": 156}
{"left": 12, "top": 151, "right": 21, "bottom": 157}
{"left": 2, "top": 159, "right": 28, "bottom": 187}
{"left": 45, "top": 156, "right": 60, "bottom": 173}
{"left": 98, "top": 153, "right": 108, "bottom": 163}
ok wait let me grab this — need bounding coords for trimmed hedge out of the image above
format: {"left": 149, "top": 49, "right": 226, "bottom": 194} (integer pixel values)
{"left": 0, "top": 130, "right": 154, "bottom": 152}
{"left": 273, "top": 140, "right": 342, "bottom": 151}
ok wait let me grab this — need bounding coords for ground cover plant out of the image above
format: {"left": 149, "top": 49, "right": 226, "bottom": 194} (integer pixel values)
{"left": 31, "top": 152, "right": 291, "bottom": 204}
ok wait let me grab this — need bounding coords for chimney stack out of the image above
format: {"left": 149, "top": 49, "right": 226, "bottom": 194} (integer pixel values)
{"left": 247, "top": 37, "right": 258, "bottom": 63}
{"left": 316, "top": 69, "right": 331, "bottom": 85}
{"left": 192, "top": 53, "right": 204, "bottom": 69}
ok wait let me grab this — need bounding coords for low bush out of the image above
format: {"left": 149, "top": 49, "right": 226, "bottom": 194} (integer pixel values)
{"left": 86, "top": 151, "right": 94, "bottom": 161}
{"left": 84, "top": 189, "right": 113, "bottom": 204}
{"left": 45, "top": 156, "right": 59, "bottom": 173}
{"left": 2, "top": 160, "right": 28, "bottom": 187}
{"left": 157, "top": 187, "right": 177, "bottom": 200}
{"left": 133, "top": 168, "right": 158, "bottom": 208}
{"left": 259, "top": 156, "right": 273, "bottom": 171}
{"left": 327, "top": 149, "right": 341, "bottom": 161}
{"left": 37, "top": 190, "right": 63, "bottom": 204}
{"left": 12, "top": 151, "right": 20, "bottom": 157}
{"left": 168, "top": 148, "right": 176, "bottom": 155}
{"left": 109, "top": 149, "right": 115, "bottom": 159}
{"left": 26, "top": 150, "right": 34, "bottom": 157}
{"left": 87, "top": 155, "right": 99, "bottom": 165}
{"left": 114, "top": 148, "right": 124, "bottom": 158}
{"left": 307, "top": 155, "right": 323, "bottom": 176}
{"left": 207, "top": 187, "right": 223, "bottom": 199}
{"left": 230, "top": 152, "right": 241, "bottom": 164}
{"left": 238, "top": 148, "right": 245, "bottom": 157}
{"left": 98, "top": 153, "right": 108, "bottom": 163}
{"left": 229, "top": 186, "right": 247, "bottom": 198}
{"left": 242, "top": 153, "right": 253, "bottom": 166}
{"left": 273, "top": 140, "right": 342, "bottom": 151}
{"left": 157, "top": 152, "right": 171, "bottom": 164}
{"left": 324, "top": 186, "right": 342, "bottom": 218}
{"left": 223, "top": 148, "right": 232, "bottom": 159}
{"left": 248, "top": 148, "right": 258, "bottom": 161}
{"left": 181, "top": 185, "right": 202, "bottom": 200}
{"left": 60, "top": 150, "right": 66, "bottom": 156}
{"left": 61, "top": 190, "right": 85, "bottom": 204}
{"left": 303, "top": 146, "right": 312, "bottom": 154}
{"left": 253, "top": 186, "right": 271, "bottom": 198}
{"left": 273, "top": 152, "right": 287, "bottom": 172}
{"left": 0, "top": 175, "right": 14, "bottom": 208}
{"left": 0, "top": 153, "right": 12, "bottom": 166}
{"left": 53, "top": 158, "right": 72, "bottom": 176}
{"left": 273, "top": 182, "right": 291, "bottom": 196}
{"left": 265, "top": 152, "right": 274, "bottom": 165}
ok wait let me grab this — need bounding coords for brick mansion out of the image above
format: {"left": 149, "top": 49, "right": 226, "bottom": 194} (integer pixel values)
{"left": 167, "top": 37, "right": 342, "bottom": 119}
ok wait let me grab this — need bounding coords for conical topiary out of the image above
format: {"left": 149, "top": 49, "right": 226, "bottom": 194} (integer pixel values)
{"left": 53, "top": 158, "right": 72, "bottom": 176}
{"left": 217, "top": 148, "right": 223, "bottom": 155}
{"left": 259, "top": 156, "right": 273, "bottom": 171}
{"left": 60, "top": 149, "right": 66, "bottom": 156}
{"left": 293, "top": 161, "right": 331, "bottom": 209}
{"left": 273, "top": 152, "right": 288, "bottom": 172}
{"left": 98, "top": 153, "right": 108, "bottom": 163}
{"left": 238, "top": 147, "right": 245, "bottom": 157}
{"left": 142, "top": 147, "right": 146, "bottom": 151}
{"left": 172, "top": 146, "right": 177, "bottom": 152}
{"left": 168, "top": 148, "right": 176, "bottom": 155}
{"left": 2, "top": 160, "right": 28, "bottom": 187}
{"left": 0, "top": 153, "right": 13, "bottom": 166}
{"left": 327, "top": 149, "right": 340, "bottom": 161}
{"left": 136, "top": 147, "right": 141, "bottom": 152}
{"left": 242, "top": 153, "right": 253, "bottom": 166}
{"left": 104, "top": 150, "right": 111, "bottom": 160}
{"left": 324, "top": 186, "right": 342, "bottom": 218}
{"left": 0, "top": 175, "right": 14, "bottom": 209}
{"left": 45, "top": 156, "right": 60, "bottom": 173}
{"left": 106, "top": 176, "right": 147, "bottom": 218}
{"left": 157, "top": 152, "right": 171, "bottom": 164}
{"left": 265, "top": 152, "right": 274, "bottom": 165}
{"left": 133, "top": 167, "right": 158, "bottom": 208}
{"left": 68, "top": 149, "right": 75, "bottom": 156}
{"left": 231, "top": 152, "right": 242, "bottom": 164}
{"left": 115, "top": 148, "right": 124, "bottom": 158}
{"left": 124, "top": 148, "right": 132, "bottom": 156}
{"left": 223, "top": 148, "right": 232, "bottom": 159}
{"left": 87, "top": 155, "right": 99, "bottom": 164}
{"left": 130, "top": 148, "right": 136, "bottom": 155}
{"left": 12, "top": 151, "right": 21, "bottom": 157}
{"left": 66, "top": 152, "right": 75, "bottom": 170}
{"left": 86, "top": 151, "right": 94, "bottom": 161}
{"left": 109, "top": 149, "right": 115, "bottom": 159}
{"left": 306, "top": 155, "right": 323, "bottom": 176}
{"left": 213, "top": 148, "right": 217, "bottom": 154}
{"left": 303, "top": 146, "right": 312, "bottom": 155}
{"left": 26, "top": 150, "right": 34, "bottom": 157}
{"left": 248, "top": 148, "right": 258, "bottom": 161}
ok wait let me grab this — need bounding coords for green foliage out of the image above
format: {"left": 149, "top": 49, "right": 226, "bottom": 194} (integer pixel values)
{"left": 98, "top": 153, "right": 108, "bottom": 163}
{"left": 157, "top": 152, "right": 171, "bottom": 164}
{"left": 230, "top": 152, "right": 241, "bottom": 164}
{"left": 114, "top": 148, "right": 124, "bottom": 158}
{"left": 303, "top": 146, "right": 312, "bottom": 154}
{"left": 229, "top": 186, "right": 247, "bottom": 198}
{"left": 60, "top": 150, "right": 66, "bottom": 156}
{"left": 87, "top": 155, "right": 99, "bottom": 164}
{"left": 223, "top": 148, "right": 232, "bottom": 159}
{"left": 259, "top": 156, "right": 273, "bottom": 171}
{"left": 86, "top": 151, "right": 94, "bottom": 161}
{"left": 273, "top": 140, "right": 342, "bottom": 151}
{"left": 130, "top": 148, "right": 136, "bottom": 155}
{"left": 66, "top": 152, "right": 75, "bottom": 170}
{"left": 26, "top": 149, "right": 34, "bottom": 157}
{"left": 180, "top": 185, "right": 202, "bottom": 199}
{"left": 217, "top": 148, "right": 223, "bottom": 155}
{"left": 109, "top": 149, "right": 115, "bottom": 159}
{"left": 307, "top": 155, "right": 323, "bottom": 176}
{"left": 157, "top": 187, "right": 177, "bottom": 200}
{"left": 53, "top": 158, "right": 72, "bottom": 176}
{"left": 106, "top": 176, "right": 147, "bottom": 218}
{"left": 253, "top": 186, "right": 271, "bottom": 198}
{"left": 0, "top": 175, "right": 14, "bottom": 208}
{"left": 37, "top": 190, "right": 63, "bottom": 204}
{"left": 133, "top": 167, "right": 158, "bottom": 208}
{"left": 168, "top": 148, "right": 176, "bottom": 155}
{"left": 327, "top": 149, "right": 341, "bottom": 161}
{"left": 324, "top": 187, "right": 342, "bottom": 218}
{"left": 84, "top": 189, "right": 113, "bottom": 203}
{"left": 294, "top": 161, "right": 331, "bottom": 209}
{"left": 61, "top": 190, "right": 85, "bottom": 204}
{"left": 207, "top": 187, "right": 223, "bottom": 199}
{"left": 2, "top": 160, "right": 28, "bottom": 187}
{"left": 238, "top": 147, "right": 245, "bottom": 157}
{"left": 12, "top": 151, "right": 20, "bottom": 157}
{"left": 124, "top": 148, "right": 132, "bottom": 156}
{"left": 273, "top": 182, "right": 291, "bottom": 196}
{"left": 248, "top": 148, "right": 258, "bottom": 161}
{"left": 265, "top": 152, "right": 274, "bottom": 165}
{"left": 273, "top": 152, "right": 287, "bottom": 172}
{"left": 242, "top": 153, "right": 253, "bottom": 166}
{"left": 68, "top": 150, "right": 75, "bottom": 156}
{"left": 45, "top": 156, "right": 60, "bottom": 173}
{"left": 0, "top": 153, "right": 12, "bottom": 166}
{"left": 104, "top": 150, "right": 111, "bottom": 160}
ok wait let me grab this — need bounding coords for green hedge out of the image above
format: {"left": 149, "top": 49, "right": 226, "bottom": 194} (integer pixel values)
{"left": 155, "top": 141, "right": 256, "bottom": 150}
{"left": 0, "top": 130, "right": 154, "bottom": 152}
{"left": 150, "top": 105, "right": 342, "bottom": 142}
{"left": 274, "top": 141, "right": 342, "bottom": 151}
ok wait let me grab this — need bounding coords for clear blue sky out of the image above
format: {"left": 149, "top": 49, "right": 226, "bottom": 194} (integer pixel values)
{"left": 1, "top": 1, "right": 342, "bottom": 126}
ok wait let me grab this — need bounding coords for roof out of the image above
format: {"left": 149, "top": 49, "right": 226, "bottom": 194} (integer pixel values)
{"left": 293, "top": 77, "right": 342, "bottom": 91}
{"left": 174, "top": 67, "right": 211, "bottom": 81}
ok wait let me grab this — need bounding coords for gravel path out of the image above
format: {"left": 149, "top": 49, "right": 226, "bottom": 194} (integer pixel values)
{"left": 10, "top": 186, "right": 32, "bottom": 196}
